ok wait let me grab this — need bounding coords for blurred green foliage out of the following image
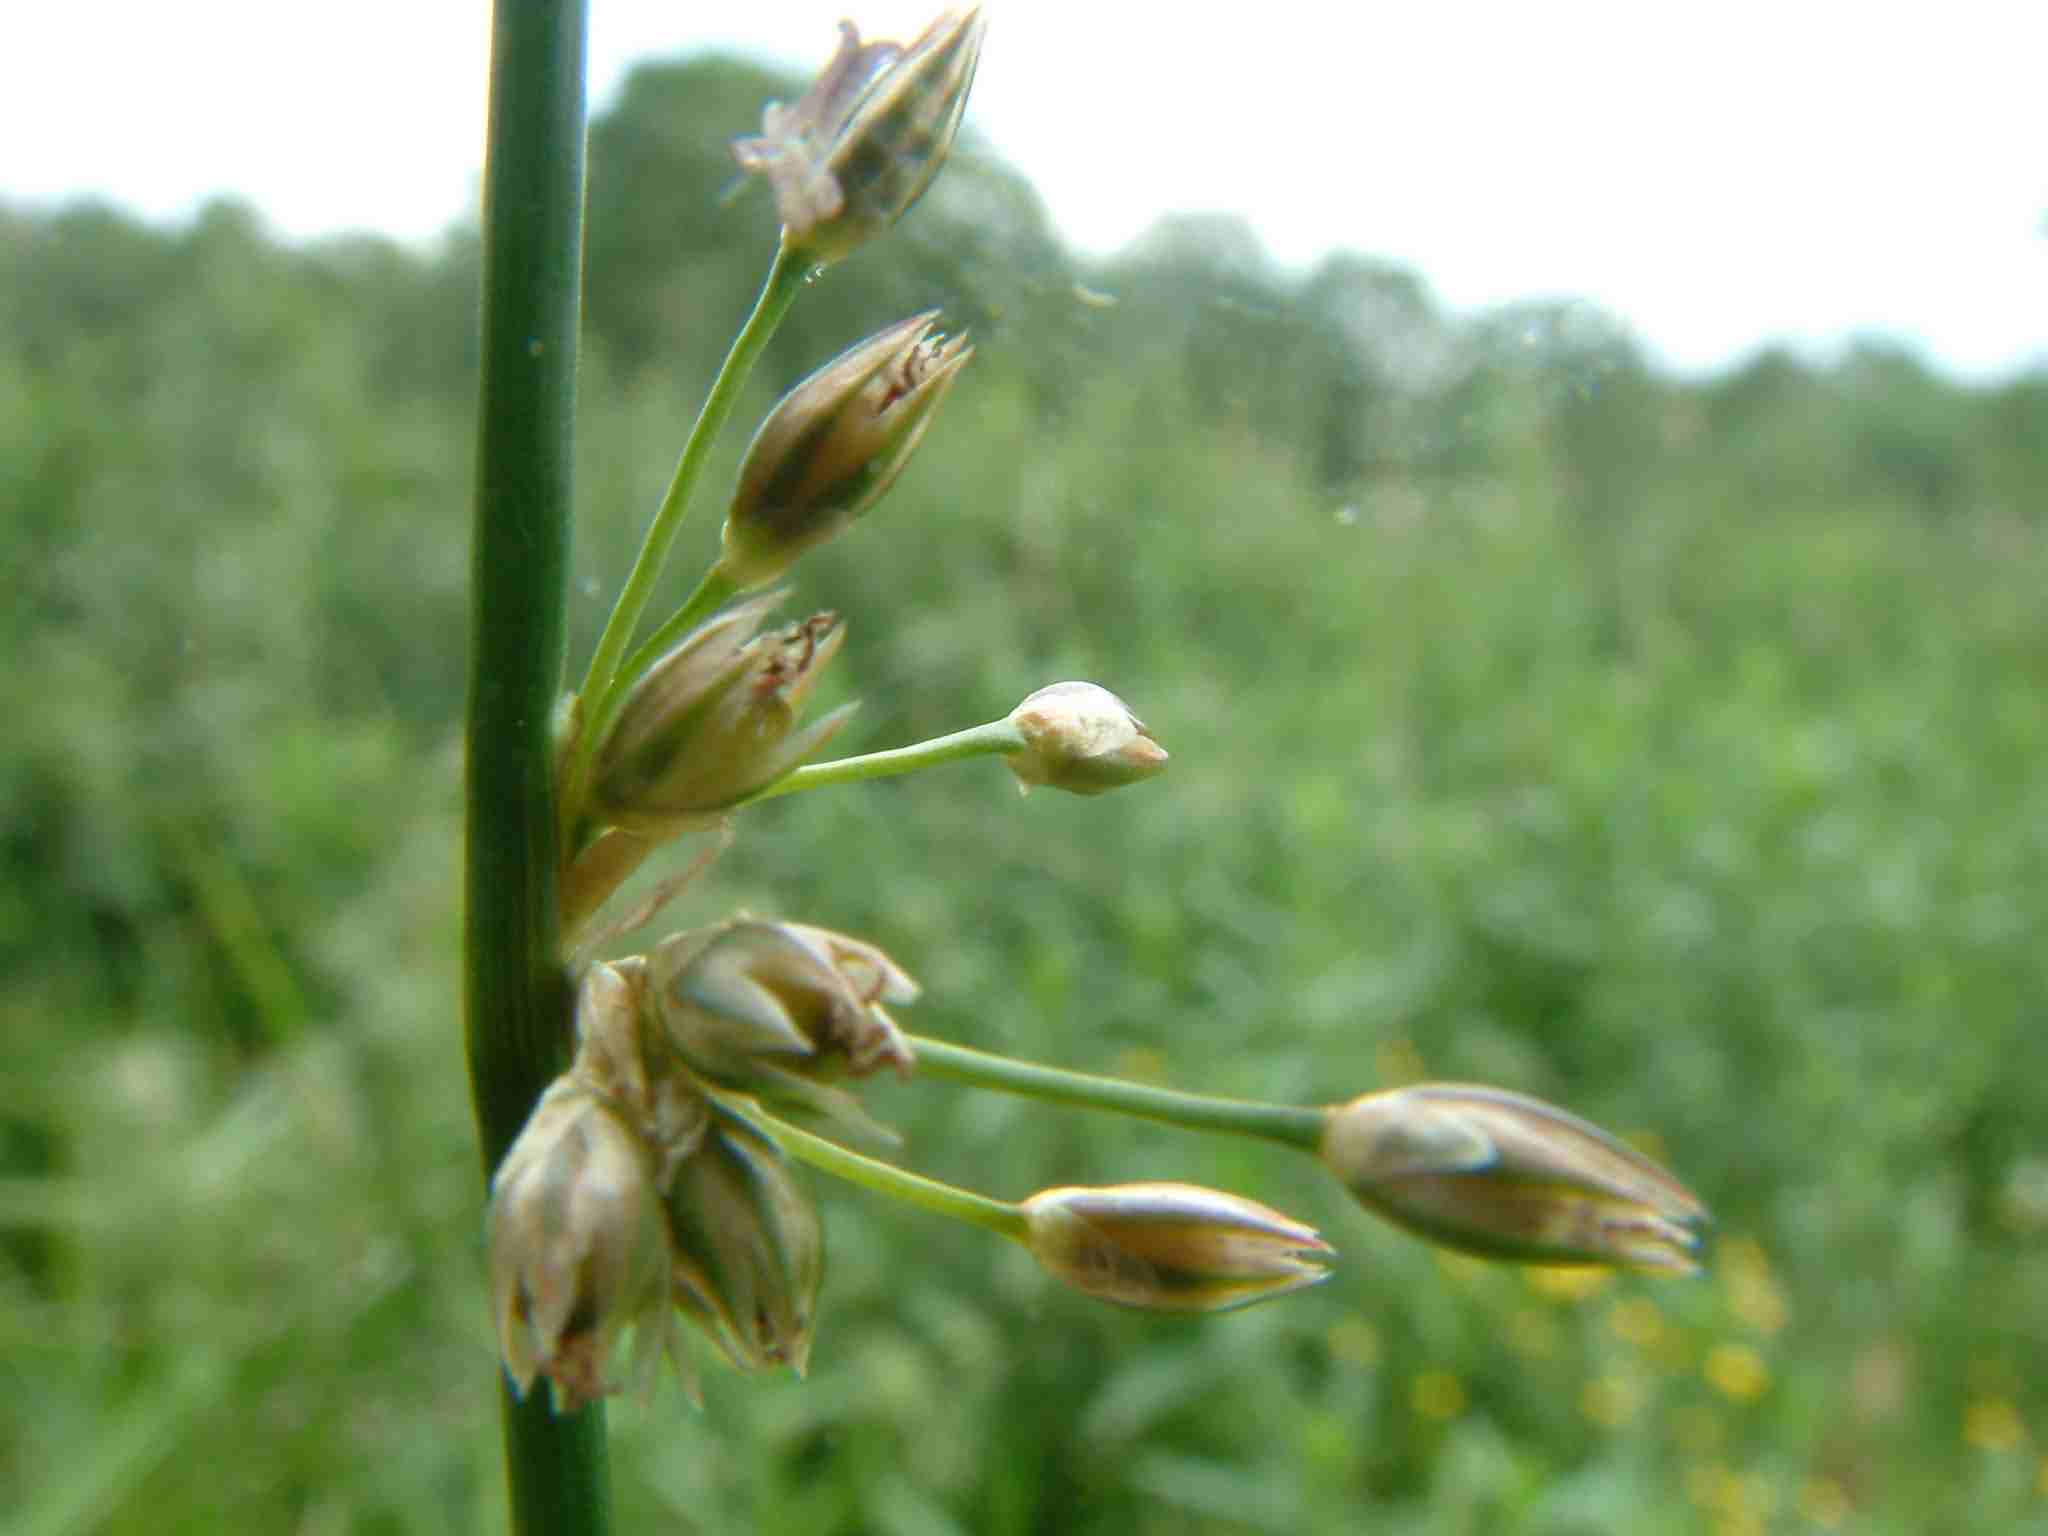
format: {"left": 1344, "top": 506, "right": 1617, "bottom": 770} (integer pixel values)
{"left": 6, "top": 52, "right": 2048, "bottom": 1536}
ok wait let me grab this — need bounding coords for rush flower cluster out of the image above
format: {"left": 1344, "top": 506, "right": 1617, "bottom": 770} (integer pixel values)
{"left": 489, "top": 923, "right": 916, "bottom": 1410}
{"left": 483, "top": 4, "right": 1713, "bottom": 1426}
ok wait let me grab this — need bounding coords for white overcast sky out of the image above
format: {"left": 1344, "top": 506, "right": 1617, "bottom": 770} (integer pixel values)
{"left": 4, "top": 1, "right": 2044, "bottom": 379}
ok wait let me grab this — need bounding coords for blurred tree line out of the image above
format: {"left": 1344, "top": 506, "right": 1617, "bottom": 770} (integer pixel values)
{"left": 4, "top": 51, "right": 2047, "bottom": 1536}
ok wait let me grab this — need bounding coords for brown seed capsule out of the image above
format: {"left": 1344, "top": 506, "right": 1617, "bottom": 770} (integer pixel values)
{"left": 1020, "top": 1182, "right": 1332, "bottom": 1312}
{"left": 589, "top": 594, "right": 852, "bottom": 831}
{"left": 732, "top": 8, "right": 987, "bottom": 264}
{"left": 718, "top": 313, "right": 972, "bottom": 590}
{"left": 1320, "top": 1084, "right": 1710, "bottom": 1274}
{"left": 664, "top": 1108, "right": 824, "bottom": 1375}
{"left": 647, "top": 918, "right": 917, "bottom": 1145}
{"left": 487, "top": 1081, "right": 670, "bottom": 1412}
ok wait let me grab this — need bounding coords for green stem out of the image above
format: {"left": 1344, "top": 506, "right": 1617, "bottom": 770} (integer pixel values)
{"left": 465, "top": 1, "right": 610, "bottom": 1532}
{"left": 761, "top": 1117, "right": 1027, "bottom": 1241}
{"left": 568, "top": 242, "right": 807, "bottom": 818}
{"left": 908, "top": 1036, "right": 1331, "bottom": 1151}
{"left": 743, "top": 719, "right": 1025, "bottom": 804}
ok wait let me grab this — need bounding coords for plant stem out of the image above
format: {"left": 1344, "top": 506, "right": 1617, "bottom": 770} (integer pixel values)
{"left": 742, "top": 719, "right": 1025, "bottom": 804}
{"left": 464, "top": 0, "right": 609, "bottom": 1531}
{"left": 761, "top": 1117, "right": 1027, "bottom": 1241}
{"left": 567, "top": 242, "right": 807, "bottom": 825}
{"left": 908, "top": 1036, "right": 1330, "bottom": 1151}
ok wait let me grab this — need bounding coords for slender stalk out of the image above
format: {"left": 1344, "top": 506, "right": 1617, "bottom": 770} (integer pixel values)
{"left": 742, "top": 719, "right": 1025, "bottom": 804}
{"left": 567, "top": 241, "right": 808, "bottom": 824}
{"left": 559, "top": 718, "right": 1019, "bottom": 932}
{"left": 761, "top": 1117, "right": 1027, "bottom": 1240}
{"left": 464, "top": 1, "right": 608, "bottom": 1531}
{"left": 908, "top": 1036, "right": 1330, "bottom": 1151}
{"left": 615, "top": 567, "right": 741, "bottom": 695}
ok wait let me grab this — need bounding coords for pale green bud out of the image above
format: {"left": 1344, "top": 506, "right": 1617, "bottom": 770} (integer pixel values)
{"left": 732, "top": 8, "right": 987, "bottom": 265}
{"left": 590, "top": 594, "right": 853, "bottom": 830}
{"left": 488, "top": 1080, "right": 670, "bottom": 1412}
{"left": 664, "top": 1108, "right": 824, "bottom": 1375}
{"left": 1020, "top": 1182, "right": 1332, "bottom": 1313}
{"left": 1005, "top": 682, "right": 1169, "bottom": 796}
{"left": 717, "top": 313, "right": 972, "bottom": 590}
{"left": 647, "top": 918, "right": 917, "bottom": 1144}
{"left": 1320, "top": 1084, "right": 1709, "bottom": 1274}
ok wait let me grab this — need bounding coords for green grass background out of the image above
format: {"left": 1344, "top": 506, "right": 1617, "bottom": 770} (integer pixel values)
{"left": 5, "top": 53, "right": 2047, "bottom": 1535}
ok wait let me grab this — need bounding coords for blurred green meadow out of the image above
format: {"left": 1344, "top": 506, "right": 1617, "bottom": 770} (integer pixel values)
{"left": 6, "top": 53, "right": 2048, "bottom": 1536}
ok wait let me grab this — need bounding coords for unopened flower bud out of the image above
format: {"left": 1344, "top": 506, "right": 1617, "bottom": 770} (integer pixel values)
{"left": 1005, "top": 682, "right": 1168, "bottom": 796}
{"left": 590, "top": 593, "right": 853, "bottom": 830}
{"left": 1020, "top": 1182, "right": 1332, "bottom": 1313}
{"left": 718, "top": 314, "right": 972, "bottom": 590}
{"left": 1321, "top": 1084, "right": 1709, "bottom": 1274}
{"left": 648, "top": 918, "right": 917, "bottom": 1143}
{"left": 664, "top": 1109, "right": 824, "bottom": 1374}
{"left": 488, "top": 1080, "right": 670, "bottom": 1412}
{"left": 733, "top": 8, "right": 986, "bottom": 265}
